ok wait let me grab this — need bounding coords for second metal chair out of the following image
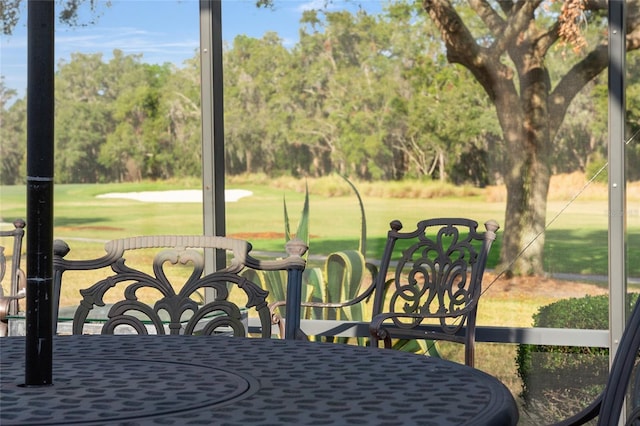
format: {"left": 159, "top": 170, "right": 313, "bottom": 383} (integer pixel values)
{"left": 369, "top": 218, "right": 499, "bottom": 367}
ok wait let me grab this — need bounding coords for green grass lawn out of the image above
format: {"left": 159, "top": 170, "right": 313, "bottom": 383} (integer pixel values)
{"left": 1, "top": 180, "right": 636, "bottom": 277}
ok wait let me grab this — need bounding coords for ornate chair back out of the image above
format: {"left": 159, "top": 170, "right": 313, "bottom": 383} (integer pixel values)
{"left": 369, "top": 218, "right": 499, "bottom": 367}
{"left": 53, "top": 235, "right": 306, "bottom": 337}
{"left": 0, "top": 219, "right": 26, "bottom": 336}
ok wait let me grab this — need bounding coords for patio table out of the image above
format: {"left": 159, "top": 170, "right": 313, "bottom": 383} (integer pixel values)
{"left": 0, "top": 335, "right": 518, "bottom": 425}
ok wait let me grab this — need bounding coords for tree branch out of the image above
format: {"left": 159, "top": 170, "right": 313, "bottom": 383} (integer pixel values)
{"left": 422, "top": 0, "right": 480, "bottom": 59}
{"left": 582, "top": 0, "right": 608, "bottom": 12}
{"left": 627, "top": 1, "right": 640, "bottom": 50}
{"left": 423, "top": 1, "right": 492, "bottom": 95}
{"left": 468, "top": 0, "right": 505, "bottom": 36}
{"left": 550, "top": 0, "right": 640, "bottom": 132}
{"left": 629, "top": 25, "right": 640, "bottom": 50}
{"left": 549, "top": 44, "right": 608, "bottom": 134}
{"left": 423, "top": 0, "right": 516, "bottom": 100}
{"left": 536, "top": 21, "right": 561, "bottom": 56}
{"left": 496, "top": 1, "right": 513, "bottom": 15}
{"left": 492, "top": 1, "right": 543, "bottom": 56}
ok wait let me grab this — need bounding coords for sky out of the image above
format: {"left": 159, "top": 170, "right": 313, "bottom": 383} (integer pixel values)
{"left": 0, "top": 0, "right": 384, "bottom": 100}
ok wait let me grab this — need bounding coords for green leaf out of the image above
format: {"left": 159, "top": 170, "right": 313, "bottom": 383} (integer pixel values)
{"left": 295, "top": 181, "right": 310, "bottom": 245}
{"left": 283, "top": 196, "right": 292, "bottom": 242}
{"left": 338, "top": 174, "right": 367, "bottom": 257}
{"left": 324, "top": 250, "right": 366, "bottom": 321}
{"left": 241, "top": 268, "right": 287, "bottom": 303}
{"left": 303, "top": 267, "right": 324, "bottom": 319}
{"left": 393, "top": 339, "right": 441, "bottom": 357}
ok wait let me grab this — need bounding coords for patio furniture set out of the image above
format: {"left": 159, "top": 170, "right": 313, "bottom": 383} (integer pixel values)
{"left": 1, "top": 217, "right": 639, "bottom": 425}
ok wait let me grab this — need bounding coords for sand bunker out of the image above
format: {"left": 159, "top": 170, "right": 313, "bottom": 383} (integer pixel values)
{"left": 96, "top": 189, "right": 252, "bottom": 203}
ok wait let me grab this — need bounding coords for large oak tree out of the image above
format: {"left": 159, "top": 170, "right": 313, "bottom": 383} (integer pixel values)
{"left": 421, "top": 0, "right": 640, "bottom": 274}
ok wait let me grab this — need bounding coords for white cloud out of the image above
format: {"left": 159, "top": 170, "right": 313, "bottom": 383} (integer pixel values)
{"left": 52, "top": 26, "right": 199, "bottom": 65}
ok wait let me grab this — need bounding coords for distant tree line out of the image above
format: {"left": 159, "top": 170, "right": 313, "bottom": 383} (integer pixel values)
{"left": 0, "top": 2, "right": 637, "bottom": 186}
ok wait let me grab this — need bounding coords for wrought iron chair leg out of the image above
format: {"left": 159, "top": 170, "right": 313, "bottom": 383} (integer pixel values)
{"left": 383, "top": 334, "right": 392, "bottom": 349}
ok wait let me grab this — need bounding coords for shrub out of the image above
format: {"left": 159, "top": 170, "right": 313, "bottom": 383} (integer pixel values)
{"left": 516, "top": 293, "right": 638, "bottom": 422}
{"left": 585, "top": 154, "right": 608, "bottom": 184}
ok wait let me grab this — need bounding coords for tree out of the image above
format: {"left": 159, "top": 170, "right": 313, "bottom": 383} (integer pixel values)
{"left": 290, "top": 9, "right": 400, "bottom": 179}
{"left": 402, "top": 50, "right": 499, "bottom": 183}
{"left": 100, "top": 57, "right": 175, "bottom": 181}
{"left": 159, "top": 56, "right": 202, "bottom": 178}
{"left": 623, "top": 51, "right": 640, "bottom": 181}
{"left": 0, "top": 77, "right": 26, "bottom": 184}
{"left": 1, "top": 0, "right": 106, "bottom": 35}
{"left": 54, "top": 52, "right": 112, "bottom": 183}
{"left": 421, "top": 0, "right": 640, "bottom": 275}
{"left": 54, "top": 51, "right": 181, "bottom": 183}
{"left": 224, "top": 33, "right": 293, "bottom": 175}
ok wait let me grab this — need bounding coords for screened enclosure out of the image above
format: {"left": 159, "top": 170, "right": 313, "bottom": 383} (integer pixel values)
{"left": 1, "top": 1, "right": 639, "bottom": 423}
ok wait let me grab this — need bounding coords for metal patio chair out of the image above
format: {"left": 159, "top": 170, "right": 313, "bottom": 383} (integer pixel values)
{"left": 52, "top": 235, "right": 306, "bottom": 337}
{"left": 0, "top": 219, "right": 26, "bottom": 337}
{"left": 369, "top": 218, "right": 499, "bottom": 367}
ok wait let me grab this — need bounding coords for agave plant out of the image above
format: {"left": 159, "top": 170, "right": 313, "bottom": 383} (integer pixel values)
{"left": 246, "top": 176, "right": 369, "bottom": 338}
{"left": 302, "top": 176, "right": 368, "bottom": 322}
{"left": 249, "top": 175, "right": 439, "bottom": 354}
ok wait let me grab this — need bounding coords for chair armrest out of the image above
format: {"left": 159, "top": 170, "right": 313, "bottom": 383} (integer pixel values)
{"left": 268, "top": 262, "right": 379, "bottom": 339}
{"left": 268, "top": 293, "right": 375, "bottom": 339}
{"left": 245, "top": 238, "right": 307, "bottom": 272}
{"left": 0, "top": 268, "right": 26, "bottom": 320}
{"left": 369, "top": 303, "right": 480, "bottom": 350}
{"left": 370, "top": 301, "right": 479, "bottom": 326}
{"left": 270, "top": 261, "right": 379, "bottom": 311}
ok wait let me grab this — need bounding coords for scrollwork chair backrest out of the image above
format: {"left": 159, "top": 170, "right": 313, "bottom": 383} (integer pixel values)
{"left": 0, "top": 219, "right": 26, "bottom": 336}
{"left": 369, "top": 218, "right": 499, "bottom": 367}
{"left": 53, "top": 235, "right": 306, "bottom": 337}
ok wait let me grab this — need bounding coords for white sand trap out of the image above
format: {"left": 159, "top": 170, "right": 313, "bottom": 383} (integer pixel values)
{"left": 96, "top": 189, "right": 253, "bottom": 203}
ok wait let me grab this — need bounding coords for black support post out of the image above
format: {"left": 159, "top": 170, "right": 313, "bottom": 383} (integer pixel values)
{"left": 25, "top": 0, "right": 55, "bottom": 386}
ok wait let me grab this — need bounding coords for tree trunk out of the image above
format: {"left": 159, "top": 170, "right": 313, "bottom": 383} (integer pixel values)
{"left": 246, "top": 150, "right": 253, "bottom": 173}
{"left": 438, "top": 150, "right": 446, "bottom": 182}
{"left": 500, "top": 130, "right": 551, "bottom": 276}
{"left": 422, "top": 0, "right": 549, "bottom": 275}
{"left": 493, "top": 49, "right": 552, "bottom": 275}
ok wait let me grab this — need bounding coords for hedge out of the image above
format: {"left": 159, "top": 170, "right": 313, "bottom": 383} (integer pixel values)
{"left": 515, "top": 293, "right": 639, "bottom": 422}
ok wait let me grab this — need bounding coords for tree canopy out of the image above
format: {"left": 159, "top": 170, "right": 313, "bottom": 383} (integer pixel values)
{"left": 2, "top": 0, "right": 639, "bottom": 276}
{"left": 420, "top": 0, "right": 640, "bottom": 274}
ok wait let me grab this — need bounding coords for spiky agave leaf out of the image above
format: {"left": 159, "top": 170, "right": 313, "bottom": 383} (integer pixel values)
{"left": 338, "top": 174, "right": 367, "bottom": 257}
{"left": 295, "top": 182, "right": 310, "bottom": 246}
{"left": 283, "top": 195, "right": 292, "bottom": 242}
